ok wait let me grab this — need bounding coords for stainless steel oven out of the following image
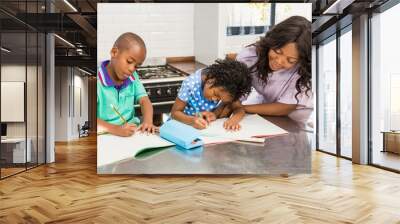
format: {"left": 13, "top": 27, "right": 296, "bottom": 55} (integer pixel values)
{"left": 134, "top": 65, "right": 187, "bottom": 114}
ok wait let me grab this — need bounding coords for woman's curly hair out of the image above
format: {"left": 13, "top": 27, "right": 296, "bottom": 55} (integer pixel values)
{"left": 250, "top": 16, "right": 311, "bottom": 102}
{"left": 202, "top": 58, "right": 252, "bottom": 101}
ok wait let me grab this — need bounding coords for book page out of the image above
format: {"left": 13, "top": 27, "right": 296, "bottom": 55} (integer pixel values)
{"left": 200, "top": 114, "right": 288, "bottom": 141}
{"left": 97, "top": 132, "right": 174, "bottom": 167}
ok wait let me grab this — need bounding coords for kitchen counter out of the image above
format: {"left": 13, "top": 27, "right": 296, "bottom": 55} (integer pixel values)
{"left": 168, "top": 61, "right": 207, "bottom": 75}
{"left": 97, "top": 116, "right": 312, "bottom": 175}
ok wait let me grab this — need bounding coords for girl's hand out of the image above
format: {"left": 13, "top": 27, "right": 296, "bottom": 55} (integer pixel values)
{"left": 223, "top": 117, "right": 241, "bottom": 131}
{"left": 192, "top": 117, "right": 208, "bottom": 129}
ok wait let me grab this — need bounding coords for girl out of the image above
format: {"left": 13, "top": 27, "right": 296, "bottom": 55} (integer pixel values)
{"left": 171, "top": 59, "right": 252, "bottom": 130}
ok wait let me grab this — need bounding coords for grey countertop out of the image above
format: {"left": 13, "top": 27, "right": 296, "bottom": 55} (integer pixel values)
{"left": 97, "top": 116, "right": 312, "bottom": 175}
{"left": 167, "top": 61, "right": 207, "bottom": 75}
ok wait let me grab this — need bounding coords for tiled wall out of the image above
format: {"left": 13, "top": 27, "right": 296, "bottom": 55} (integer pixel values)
{"left": 97, "top": 3, "right": 194, "bottom": 63}
{"left": 98, "top": 3, "right": 311, "bottom": 66}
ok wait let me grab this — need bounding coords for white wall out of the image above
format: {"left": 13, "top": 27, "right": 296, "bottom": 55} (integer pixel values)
{"left": 97, "top": 3, "right": 194, "bottom": 64}
{"left": 55, "top": 67, "right": 89, "bottom": 141}
{"left": 72, "top": 74, "right": 89, "bottom": 138}
{"left": 98, "top": 3, "right": 311, "bottom": 67}
{"left": 97, "top": 3, "right": 266, "bottom": 66}
{"left": 1, "top": 65, "right": 31, "bottom": 138}
{"left": 193, "top": 3, "right": 265, "bottom": 65}
{"left": 0, "top": 65, "right": 26, "bottom": 81}
{"left": 1, "top": 82, "right": 24, "bottom": 122}
{"left": 194, "top": 4, "right": 220, "bottom": 65}
{"left": 1, "top": 64, "right": 46, "bottom": 163}
{"left": 1, "top": 65, "right": 26, "bottom": 140}
{"left": 223, "top": 35, "right": 263, "bottom": 56}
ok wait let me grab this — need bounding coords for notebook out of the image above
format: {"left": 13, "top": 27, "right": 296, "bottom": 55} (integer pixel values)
{"left": 97, "top": 132, "right": 174, "bottom": 167}
{"left": 159, "top": 119, "right": 203, "bottom": 149}
{"left": 200, "top": 114, "right": 288, "bottom": 144}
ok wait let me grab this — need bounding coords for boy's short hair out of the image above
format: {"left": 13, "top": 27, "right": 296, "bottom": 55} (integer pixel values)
{"left": 203, "top": 58, "right": 252, "bottom": 101}
{"left": 113, "top": 32, "right": 146, "bottom": 52}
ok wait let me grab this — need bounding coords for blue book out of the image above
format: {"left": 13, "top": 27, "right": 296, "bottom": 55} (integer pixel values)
{"left": 159, "top": 119, "right": 203, "bottom": 150}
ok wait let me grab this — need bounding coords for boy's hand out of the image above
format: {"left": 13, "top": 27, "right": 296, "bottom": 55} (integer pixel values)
{"left": 223, "top": 117, "right": 241, "bottom": 131}
{"left": 192, "top": 117, "right": 208, "bottom": 129}
{"left": 116, "top": 123, "right": 138, "bottom": 137}
{"left": 200, "top": 111, "right": 217, "bottom": 123}
{"left": 138, "top": 122, "right": 158, "bottom": 134}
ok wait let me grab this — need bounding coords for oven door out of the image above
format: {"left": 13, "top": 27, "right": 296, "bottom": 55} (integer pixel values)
{"left": 135, "top": 82, "right": 182, "bottom": 115}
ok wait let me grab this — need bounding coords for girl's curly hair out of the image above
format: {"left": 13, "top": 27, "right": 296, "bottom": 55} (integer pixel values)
{"left": 250, "top": 16, "right": 311, "bottom": 102}
{"left": 202, "top": 58, "right": 252, "bottom": 101}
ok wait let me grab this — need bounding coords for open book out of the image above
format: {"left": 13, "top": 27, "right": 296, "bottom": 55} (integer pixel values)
{"left": 200, "top": 114, "right": 288, "bottom": 144}
{"left": 97, "top": 132, "right": 174, "bottom": 167}
{"left": 97, "top": 114, "right": 288, "bottom": 166}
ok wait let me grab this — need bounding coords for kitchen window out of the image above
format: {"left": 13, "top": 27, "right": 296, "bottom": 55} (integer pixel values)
{"left": 226, "top": 3, "right": 272, "bottom": 36}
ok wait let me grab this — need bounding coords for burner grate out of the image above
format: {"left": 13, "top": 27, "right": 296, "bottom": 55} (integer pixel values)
{"left": 137, "top": 66, "right": 185, "bottom": 80}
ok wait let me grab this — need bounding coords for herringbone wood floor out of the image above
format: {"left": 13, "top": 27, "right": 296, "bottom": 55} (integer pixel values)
{"left": 1, "top": 135, "right": 400, "bottom": 224}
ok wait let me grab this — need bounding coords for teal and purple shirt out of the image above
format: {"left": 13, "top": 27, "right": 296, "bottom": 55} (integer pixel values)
{"left": 97, "top": 60, "right": 147, "bottom": 125}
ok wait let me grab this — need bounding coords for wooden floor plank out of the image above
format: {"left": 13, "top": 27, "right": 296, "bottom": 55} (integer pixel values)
{"left": 0, "top": 135, "right": 399, "bottom": 223}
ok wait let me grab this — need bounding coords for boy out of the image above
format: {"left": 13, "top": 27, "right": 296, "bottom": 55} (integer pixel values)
{"left": 97, "top": 32, "right": 157, "bottom": 137}
{"left": 171, "top": 59, "right": 252, "bottom": 130}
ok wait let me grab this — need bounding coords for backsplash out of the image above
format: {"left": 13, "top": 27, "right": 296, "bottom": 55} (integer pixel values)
{"left": 97, "top": 3, "right": 194, "bottom": 63}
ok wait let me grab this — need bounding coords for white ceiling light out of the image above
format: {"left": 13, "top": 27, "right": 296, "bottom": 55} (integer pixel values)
{"left": 63, "top": 0, "right": 78, "bottom": 12}
{"left": 54, "top": 34, "right": 75, "bottom": 48}
{"left": 1, "top": 47, "right": 11, "bottom": 53}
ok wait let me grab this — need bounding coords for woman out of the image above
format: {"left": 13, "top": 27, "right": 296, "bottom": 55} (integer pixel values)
{"left": 237, "top": 16, "right": 313, "bottom": 124}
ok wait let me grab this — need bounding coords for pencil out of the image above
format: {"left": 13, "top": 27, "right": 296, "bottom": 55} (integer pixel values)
{"left": 110, "top": 104, "right": 127, "bottom": 125}
{"left": 196, "top": 112, "right": 208, "bottom": 127}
